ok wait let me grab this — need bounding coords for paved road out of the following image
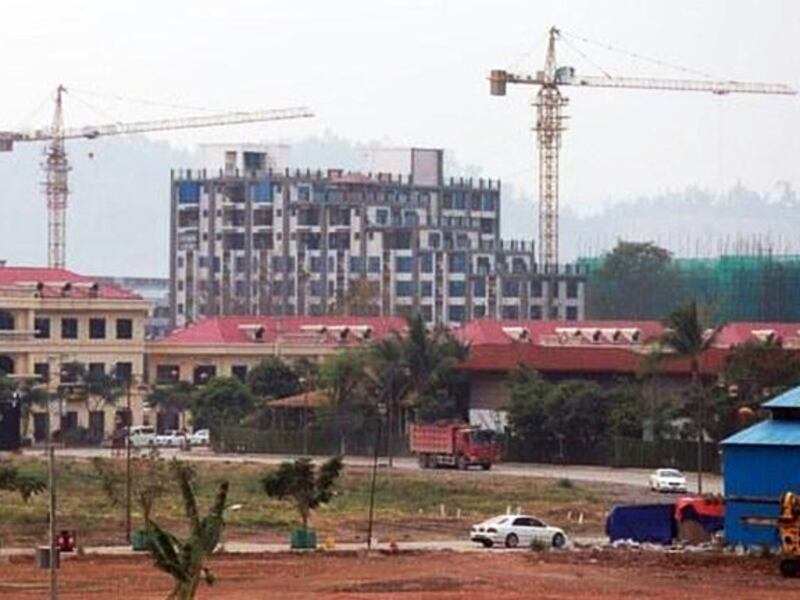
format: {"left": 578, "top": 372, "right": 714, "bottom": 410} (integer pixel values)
{"left": 23, "top": 447, "right": 722, "bottom": 493}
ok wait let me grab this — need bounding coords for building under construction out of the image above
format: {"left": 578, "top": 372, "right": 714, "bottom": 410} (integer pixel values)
{"left": 677, "top": 254, "right": 800, "bottom": 323}
{"left": 169, "top": 147, "right": 586, "bottom": 327}
{"left": 583, "top": 251, "right": 800, "bottom": 324}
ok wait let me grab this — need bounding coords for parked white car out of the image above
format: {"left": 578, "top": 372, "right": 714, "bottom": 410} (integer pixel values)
{"left": 155, "top": 429, "right": 188, "bottom": 448}
{"left": 649, "top": 468, "right": 688, "bottom": 493}
{"left": 127, "top": 426, "right": 156, "bottom": 448}
{"left": 470, "top": 514, "right": 568, "bottom": 549}
{"left": 190, "top": 429, "right": 210, "bottom": 446}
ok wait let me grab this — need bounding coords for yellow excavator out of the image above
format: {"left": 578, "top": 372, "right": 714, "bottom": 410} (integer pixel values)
{"left": 776, "top": 492, "right": 800, "bottom": 577}
{"left": 733, "top": 491, "right": 800, "bottom": 577}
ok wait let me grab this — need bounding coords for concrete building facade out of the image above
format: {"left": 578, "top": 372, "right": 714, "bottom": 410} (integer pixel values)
{"left": 169, "top": 147, "right": 586, "bottom": 328}
{"left": 146, "top": 315, "right": 407, "bottom": 387}
{"left": 0, "top": 266, "right": 150, "bottom": 442}
{"left": 96, "top": 276, "right": 170, "bottom": 339}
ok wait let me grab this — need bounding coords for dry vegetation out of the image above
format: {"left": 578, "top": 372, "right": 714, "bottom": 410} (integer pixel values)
{"left": 0, "top": 455, "right": 647, "bottom": 548}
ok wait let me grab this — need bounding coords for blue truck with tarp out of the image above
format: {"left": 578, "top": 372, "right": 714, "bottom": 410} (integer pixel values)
{"left": 606, "top": 498, "right": 723, "bottom": 545}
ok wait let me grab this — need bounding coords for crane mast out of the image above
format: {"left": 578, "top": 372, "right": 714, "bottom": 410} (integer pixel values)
{"left": 535, "top": 27, "right": 567, "bottom": 273}
{"left": 44, "top": 85, "right": 69, "bottom": 269}
{"left": 1, "top": 87, "right": 313, "bottom": 269}
{"left": 490, "top": 26, "right": 797, "bottom": 273}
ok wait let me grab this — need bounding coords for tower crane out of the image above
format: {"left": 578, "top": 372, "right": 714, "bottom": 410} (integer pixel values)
{"left": 490, "top": 26, "right": 796, "bottom": 272}
{"left": 0, "top": 85, "right": 314, "bottom": 269}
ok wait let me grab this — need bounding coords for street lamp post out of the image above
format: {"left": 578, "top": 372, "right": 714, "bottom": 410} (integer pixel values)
{"left": 366, "top": 402, "right": 386, "bottom": 551}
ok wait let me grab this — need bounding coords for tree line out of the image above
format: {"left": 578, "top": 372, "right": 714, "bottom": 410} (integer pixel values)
{"left": 508, "top": 302, "right": 800, "bottom": 467}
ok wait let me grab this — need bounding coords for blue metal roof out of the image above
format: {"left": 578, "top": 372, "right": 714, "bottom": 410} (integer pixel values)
{"left": 762, "top": 386, "right": 800, "bottom": 409}
{"left": 722, "top": 418, "right": 800, "bottom": 446}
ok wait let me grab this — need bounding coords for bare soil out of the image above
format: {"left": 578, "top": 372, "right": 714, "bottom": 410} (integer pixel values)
{"left": 1, "top": 548, "right": 799, "bottom": 599}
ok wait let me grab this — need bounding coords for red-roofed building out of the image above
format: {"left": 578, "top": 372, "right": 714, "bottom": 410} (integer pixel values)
{"left": 146, "top": 315, "right": 407, "bottom": 385}
{"left": 0, "top": 264, "right": 150, "bottom": 442}
{"left": 457, "top": 319, "right": 800, "bottom": 414}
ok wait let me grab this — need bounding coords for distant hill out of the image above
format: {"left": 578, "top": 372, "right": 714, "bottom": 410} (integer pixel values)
{"left": 501, "top": 184, "right": 800, "bottom": 262}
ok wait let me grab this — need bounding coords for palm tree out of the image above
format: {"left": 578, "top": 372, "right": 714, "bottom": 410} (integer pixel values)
{"left": 660, "top": 301, "right": 719, "bottom": 494}
{"left": 402, "top": 314, "right": 470, "bottom": 422}
{"left": 367, "top": 336, "right": 410, "bottom": 467}
{"left": 146, "top": 461, "right": 230, "bottom": 600}
{"left": 405, "top": 314, "right": 437, "bottom": 400}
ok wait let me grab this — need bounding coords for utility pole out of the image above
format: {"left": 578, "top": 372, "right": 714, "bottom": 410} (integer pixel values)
{"left": 125, "top": 377, "right": 132, "bottom": 543}
{"left": 366, "top": 403, "right": 386, "bottom": 550}
{"left": 301, "top": 377, "right": 309, "bottom": 456}
{"left": 697, "top": 384, "right": 705, "bottom": 495}
{"left": 48, "top": 412, "right": 57, "bottom": 599}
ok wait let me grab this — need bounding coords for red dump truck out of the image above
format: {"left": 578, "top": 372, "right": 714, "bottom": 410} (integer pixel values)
{"left": 409, "top": 423, "right": 501, "bottom": 470}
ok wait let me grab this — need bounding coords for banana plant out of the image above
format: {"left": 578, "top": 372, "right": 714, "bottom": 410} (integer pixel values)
{"left": 145, "top": 461, "right": 229, "bottom": 600}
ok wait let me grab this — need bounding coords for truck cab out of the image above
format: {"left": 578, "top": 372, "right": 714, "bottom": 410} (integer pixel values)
{"left": 460, "top": 428, "right": 500, "bottom": 468}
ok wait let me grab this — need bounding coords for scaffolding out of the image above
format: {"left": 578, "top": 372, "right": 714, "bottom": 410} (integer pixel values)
{"left": 582, "top": 253, "right": 800, "bottom": 323}
{"left": 677, "top": 254, "right": 800, "bottom": 323}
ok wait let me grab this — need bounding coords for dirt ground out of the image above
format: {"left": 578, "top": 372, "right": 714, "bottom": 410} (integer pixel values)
{"left": 1, "top": 549, "right": 799, "bottom": 599}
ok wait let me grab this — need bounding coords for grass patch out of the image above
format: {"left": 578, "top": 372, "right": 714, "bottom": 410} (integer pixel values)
{"left": 0, "top": 455, "right": 631, "bottom": 547}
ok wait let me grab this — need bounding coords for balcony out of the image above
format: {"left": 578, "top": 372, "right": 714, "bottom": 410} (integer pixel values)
{"left": 0, "top": 329, "right": 37, "bottom": 342}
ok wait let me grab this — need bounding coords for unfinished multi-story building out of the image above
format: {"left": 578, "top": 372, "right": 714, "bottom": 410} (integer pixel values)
{"left": 169, "top": 148, "right": 585, "bottom": 328}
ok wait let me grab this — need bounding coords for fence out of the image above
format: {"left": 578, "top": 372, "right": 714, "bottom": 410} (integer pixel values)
{"left": 215, "top": 426, "right": 410, "bottom": 458}
{"left": 215, "top": 427, "right": 721, "bottom": 473}
{"left": 504, "top": 435, "right": 720, "bottom": 473}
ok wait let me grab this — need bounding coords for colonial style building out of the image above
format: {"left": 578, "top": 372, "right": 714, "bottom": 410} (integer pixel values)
{"left": 457, "top": 319, "right": 800, "bottom": 427}
{"left": 146, "top": 315, "right": 407, "bottom": 386}
{"left": 0, "top": 265, "right": 149, "bottom": 442}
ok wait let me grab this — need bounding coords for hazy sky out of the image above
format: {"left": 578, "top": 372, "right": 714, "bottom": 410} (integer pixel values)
{"left": 1, "top": 0, "right": 798, "bottom": 273}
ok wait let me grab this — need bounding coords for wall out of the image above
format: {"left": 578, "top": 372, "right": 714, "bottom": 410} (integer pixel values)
{"left": 723, "top": 444, "right": 800, "bottom": 548}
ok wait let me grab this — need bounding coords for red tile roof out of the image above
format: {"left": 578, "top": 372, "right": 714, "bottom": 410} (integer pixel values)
{"left": 713, "top": 322, "right": 800, "bottom": 347}
{"left": 458, "top": 319, "right": 665, "bottom": 346}
{"left": 0, "top": 265, "right": 142, "bottom": 300}
{"left": 153, "top": 315, "right": 407, "bottom": 346}
{"left": 151, "top": 313, "right": 799, "bottom": 378}
{"left": 457, "top": 319, "right": 791, "bottom": 376}
{"left": 463, "top": 343, "right": 727, "bottom": 376}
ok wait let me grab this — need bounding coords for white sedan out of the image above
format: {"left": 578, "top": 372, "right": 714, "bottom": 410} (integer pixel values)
{"left": 470, "top": 514, "right": 568, "bottom": 549}
{"left": 190, "top": 429, "right": 210, "bottom": 446}
{"left": 155, "top": 430, "right": 188, "bottom": 448}
{"left": 649, "top": 468, "right": 688, "bottom": 493}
